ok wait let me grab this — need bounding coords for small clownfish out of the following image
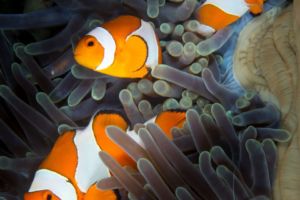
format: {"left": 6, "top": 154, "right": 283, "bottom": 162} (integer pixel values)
{"left": 24, "top": 110, "right": 185, "bottom": 200}
{"left": 127, "top": 110, "right": 187, "bottom": 147}
{"left": 74, "top": 15, "right": 162, "bottom": 79}
{"left": 195, "top": 0, "right": 266, "bottom": 37}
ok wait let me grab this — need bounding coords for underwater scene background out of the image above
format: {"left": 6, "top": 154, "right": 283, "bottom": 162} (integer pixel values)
{"left": 0, "top": 0, "right": 299, "bottom": 199}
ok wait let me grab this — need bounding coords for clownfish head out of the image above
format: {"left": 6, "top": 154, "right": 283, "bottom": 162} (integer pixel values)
{"left": 74, "top": 35, "right": 104, "bottom": 71}
{"left": 24, "top": 190, "right": 60, "bottom": 200}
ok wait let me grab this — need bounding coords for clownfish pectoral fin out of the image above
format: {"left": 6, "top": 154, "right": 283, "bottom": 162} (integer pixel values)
{"left": 84, "top": 184, "right": 117, "bottom": 200}
{"left": 245, "top": 0, "right": 264, "bottom": 14}
{"left": 92, "top": 112, "right": 135, "bottom": 167}
{"left": 154, "top": 110, "right": 186, "bottom": 139}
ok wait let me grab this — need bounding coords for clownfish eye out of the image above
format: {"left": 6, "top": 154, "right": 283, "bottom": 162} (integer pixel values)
{"left": 46, "top": 194, "right": 52, "bottom": 200}
{"left": 87, "top": 41, "right": 94, "bottom": 47}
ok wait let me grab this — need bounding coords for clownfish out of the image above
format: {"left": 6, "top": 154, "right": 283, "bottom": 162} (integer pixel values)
{"left": 74, "top": 15, "right": 162, "bottom": 79}
{"left": 24, "top": 110, "right": 185, "bottom": 200}
{"left": 195, "top": 0, "right": 266, "bottom": 37}
{"left": 127, "top": 110, "right": 187, "bottom": 146}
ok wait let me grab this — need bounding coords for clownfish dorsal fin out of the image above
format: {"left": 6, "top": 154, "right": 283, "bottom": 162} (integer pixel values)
{"left": 92, "top": 111, "right": 135, "bottom": 167}
{"left": 154, "top": 110, "right": 186, "bottom": 139}
{"left": 92, "top": 110, "right": 129, "bottom": 132}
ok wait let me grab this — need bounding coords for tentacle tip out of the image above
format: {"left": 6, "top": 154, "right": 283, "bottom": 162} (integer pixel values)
{"left": 186, "top": 108, "right": 197, "bottom": 117}
{"left": 0, "top": 84, "right": 9, "bottom": 93}
{"left": 232, "top": 116, "right": 243, "bottom": 126}
{"left": 215, "top": 165, "right": 227, "bottom": 175}
{"left": 201, "top": 67, "right": 212, "bottom": 77}
{"left": 105, "top": 125, "right": 121, "bottom": 137}
{"left": 210, "top": 145, "right": 223, "bottom": 154}
{"left": 278, "top": 130, "right": 292, "bottom": 142}
{"left": 36, "top": 91, "right": 45, "bottom": 98}
{"left": 151, "top": 65, "right": 163, "bottom": 78}
{"left": 245, "top": 139, "right": 260, "bottom": 152}
{"left": 211, "top": 102, "right": 224, "bottom": 110}
{"left": 13, "top": 43, "right": 24, "bottom": 52}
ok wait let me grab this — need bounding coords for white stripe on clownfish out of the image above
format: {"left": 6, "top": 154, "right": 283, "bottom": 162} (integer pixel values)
{"left": 203, "top": 0, "right": 249, "bottom": 17}
{"left": 74, "top": 115, "right": 111, "bottom": 193}
{"left": 87, "top": 27, "right": 116, "bottom": 71}
{"left": 29, "top": 169, "right": 77, "bottom": 200}
{"left": 126, "top": 19, "right": 159, "bottom": 68}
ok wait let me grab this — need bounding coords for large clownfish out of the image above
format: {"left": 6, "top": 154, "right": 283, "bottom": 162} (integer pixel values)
{"left": 195, "top": 0, "right": 266, "bottom": 37}
{"left": 74, "top": 15, "right": 162, "bottom": 79}
{"left": 24, "top": 110, "right": 185, "bottom": 200}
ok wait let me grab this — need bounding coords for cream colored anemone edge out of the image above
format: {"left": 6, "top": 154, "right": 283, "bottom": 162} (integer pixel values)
{"left": 233, "top": 2, "right": 300, "bottom": 199}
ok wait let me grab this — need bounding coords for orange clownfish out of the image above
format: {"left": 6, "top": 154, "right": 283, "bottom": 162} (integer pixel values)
{"left": 195, "top": 0, "right": 266, "bottom": 37}
{"left": 24, "top": 110, "right": 185, "bottom": 200}
{"left": 127, "top": 110, "right": 187, "bottom": 146}
{"left": 74, "top": 15, "right": 162, "bottom": 79}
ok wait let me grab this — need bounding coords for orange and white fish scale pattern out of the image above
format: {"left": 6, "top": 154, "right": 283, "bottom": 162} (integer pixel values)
{"left": 28, "top": 169, "right": 78, "bottom": 199}
{"left": 197, "top": 0, "right": 249, "bottom": 31}
{"left": 25, "top": 110, "right": 186, "bottom": 199}
{"left": 74, "top": 15, "right": 162, "bottom": 78}
{"left": 28, "top": 115, "right": 112, "bottom": 199}
{"left": 87, "top": 27, "right": 116, "bottom": 71}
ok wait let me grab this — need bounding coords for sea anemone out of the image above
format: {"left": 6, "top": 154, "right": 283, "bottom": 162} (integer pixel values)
{"left": 104, "top": 65, "right": 290, "bottom": 199}
{"left": 234, "top": 3, "right": 300, "bottom": 199}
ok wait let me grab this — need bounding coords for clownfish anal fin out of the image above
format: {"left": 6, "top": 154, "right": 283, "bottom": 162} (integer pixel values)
{"left": 85, "top": 184, "right": 117, "bottom": 200}
{"left": 155, "top": 110, "right": 186, "bottom": 139}
{"left": 123, "top": 35, "right": 148, "bottom": 78}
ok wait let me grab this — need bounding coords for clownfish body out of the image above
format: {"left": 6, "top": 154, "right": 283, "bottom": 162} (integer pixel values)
{"left": 74, "top": 15, "right": 162, "bottom": 79}
{"left": 195, "top": 0, "right": 266, "bottom": 37}
{"left": 24, "top": 113, "right": 129, "bottom": 200}
{"left": 24, "top": 110, "right": 185, "bottom": 200}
